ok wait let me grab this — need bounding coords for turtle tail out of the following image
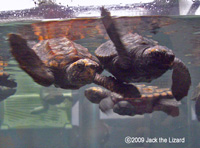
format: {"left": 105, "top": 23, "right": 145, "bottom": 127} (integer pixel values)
{"left": 171, "top": 57, "right": 191, "bottom": 101}
{"left": 101, "top": 7, "right": 131, "bottom": 69}
{"left": 8, "top": 34, "right": 54, "bottom": 87}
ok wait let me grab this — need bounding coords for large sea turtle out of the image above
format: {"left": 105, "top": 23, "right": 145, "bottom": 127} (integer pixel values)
{"left": 8, "top": 34, "right": 141, "bottom": 97}
{"left": 85, "top": 85, "right": 180, "bottom": 116}
{"left": 95, "top": 7, "right": 191, "bottom": 101}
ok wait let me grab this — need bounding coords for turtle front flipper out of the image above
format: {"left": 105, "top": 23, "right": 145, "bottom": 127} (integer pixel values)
{"left": 100, "top": 7, "right": 131, "bottom": 69}
{"left": 8, "top": 34, "right": 54, "bottom": 86}
{"left": 171, "top": 57, "right": 191, "bottom": 101}
{"left": 94, "top": 73, "right": 141, "bottom": 98}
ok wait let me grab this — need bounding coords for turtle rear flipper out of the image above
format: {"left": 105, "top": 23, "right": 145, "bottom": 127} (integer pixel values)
{"left": 113, "top": 101, "right": 135, "bottom": 116}
{"left": 100, "top": 7, "right": 131, "bottom": 69}
{"left": 155, "top": 99, "right": 180, "bottom": 117}
{"left": 171, "top": 57, "right": 191, "bottom": 101}
{"left": 99, "top": 97, "right": 115, "bottom": 114}
{"left": 8, "top": 34, "right": 54, "bottom": 86}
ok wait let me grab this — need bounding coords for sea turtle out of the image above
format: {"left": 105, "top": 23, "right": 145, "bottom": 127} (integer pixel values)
{"left": 85, "top": 85, "right": 180, "bottom": 117}
{"left": 0, "top": 72, "right": 17, "bottom": 101}
{"left": 0, "top": 59, "right": 17, "bottom": 101}
{"left": 8, "top": 34, "right": 141, "bottom": 97}
{"left": 95, "top": 7, "right": 191, "bottom": 101}
{"left": 30, "top": 87, "right": 71, "bottom": 114}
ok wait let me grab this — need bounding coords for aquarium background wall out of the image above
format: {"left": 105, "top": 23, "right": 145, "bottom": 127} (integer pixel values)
{"left": 0, "top": 0, "right": 200, "bottom": 148}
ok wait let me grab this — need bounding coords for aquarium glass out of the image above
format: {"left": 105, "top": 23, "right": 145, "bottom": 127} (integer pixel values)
{"left": 0, "top": 0, "right": 199, "bottom": 148}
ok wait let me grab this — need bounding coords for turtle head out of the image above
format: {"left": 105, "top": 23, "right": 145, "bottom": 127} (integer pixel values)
{"left": 67, "top": 59, "right": 101, "bottom": 86}
{"left": 143, "top": 45, "right": 175, "bottom": 69}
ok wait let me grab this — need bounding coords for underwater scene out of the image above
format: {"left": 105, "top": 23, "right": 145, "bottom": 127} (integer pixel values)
{"left": 1, "top": 5, "right": 200, "bottom": 148}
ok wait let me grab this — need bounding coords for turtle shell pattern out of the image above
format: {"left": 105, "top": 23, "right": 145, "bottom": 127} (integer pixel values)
{"left": 33, "top": 37, "right": 100, "bottom": 70}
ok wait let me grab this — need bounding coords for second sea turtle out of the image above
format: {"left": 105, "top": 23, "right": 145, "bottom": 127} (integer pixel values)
{"left": 95, "top": 7, "right": 191, "bottom": 101}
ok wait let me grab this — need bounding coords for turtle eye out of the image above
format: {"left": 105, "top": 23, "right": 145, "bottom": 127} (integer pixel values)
{"left": 151, "top": 51, "right": 161, "bottom": 58}
{"left": 90, "top": 64, "right": 97, "bottom": 70}
{"left": 77, "top": 63, "right": 84, "bottom": 69}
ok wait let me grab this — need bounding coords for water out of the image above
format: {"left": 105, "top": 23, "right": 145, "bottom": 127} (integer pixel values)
{"left": 0, "top": 16, "right": 200, "bottom": 148}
